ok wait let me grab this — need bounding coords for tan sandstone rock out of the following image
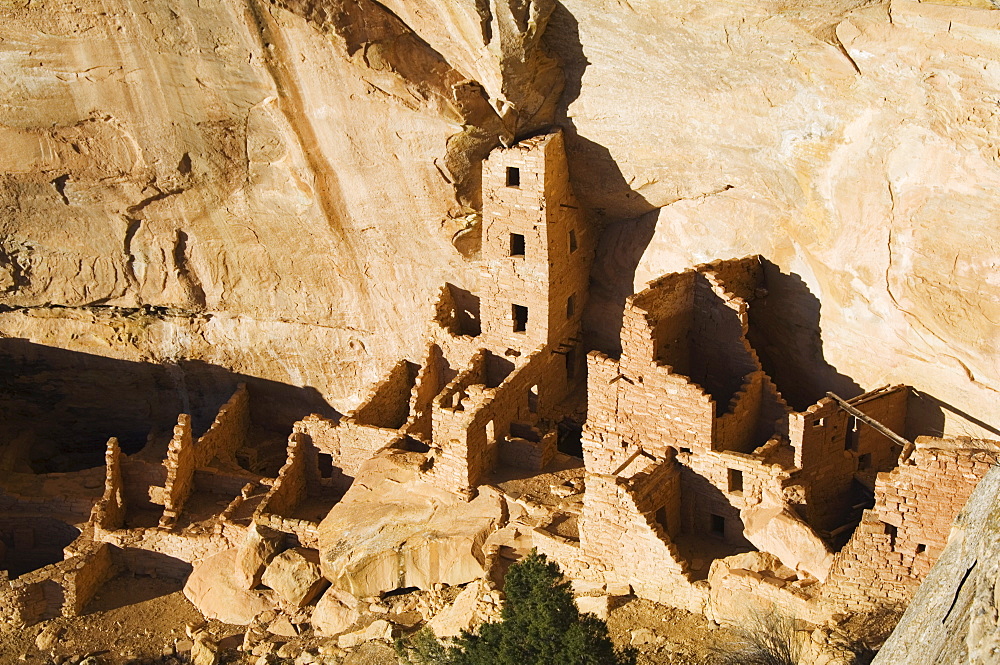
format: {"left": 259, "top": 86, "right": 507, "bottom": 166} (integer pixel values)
{"left": 741, "top": 504, "right": 834, "bottom": 581}
{"left": 318, "top": 452, "right": 506, "bottom": 597}
{"left": 235, "top": 523, "right": 285, "bottom": 590}
{"left": 312, "top": 587, "right": 362, "bottom": 637}
{"left": 184, "top": 549, "right": 276, "bottom": 625}
{"left": 261, "top": 548, "right": 329, "bottom": 608}
{"left": 427, "top": 580, "right": 489, "bottom": 638}
{"left": 336, "top": 619, "right": 395, "bottom": 649}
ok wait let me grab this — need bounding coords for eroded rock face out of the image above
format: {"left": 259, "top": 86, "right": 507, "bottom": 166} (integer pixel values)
{"left": 1, "top": 0, "right": 997, "bottom": 438}
{"left": 317, "top": 452, "right": 505, "bottom": 597}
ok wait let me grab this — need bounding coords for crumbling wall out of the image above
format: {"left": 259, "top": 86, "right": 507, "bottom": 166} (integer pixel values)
{"left": 713, "top": 370, "right": 768, "bottom": 454}
{"left": 624, "top": 270, "right": 695, "bottom": 373}
{"left": 352, "top": 359, "right": 418, "bottom": 430}
{"left": 580, "top": 469, "right": 705, "bottom": 613}
{"left": 159, "top": 414, "right": 194, "bottom": 526}
{"left": 583, "top": 350, "right": 714, "bottom": 476}
{"left": 406, "top": 343, "right": 455, "bottom": 440}
{"left": 0, "top": 538, "right": 114, "bottom": 626}
{"left": 790, "top": 386, "right": 907, "bottom": 533}
{"left": 192, "top": 383, "right": 249, "bottom": 468}
{"left": 90, "top": 438, "right": 125, "bottom": 532}
{"left": 257, "top": 433, "right": 309, "bottom": 519}
{"left": 293, "top": 414, "right": 394, "bottom": 489}
{"left": 820, "top": 441, "right": 994, "bottom": 613}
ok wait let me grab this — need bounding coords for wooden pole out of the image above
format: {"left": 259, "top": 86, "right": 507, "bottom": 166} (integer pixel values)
{"left": 825, "top": 391, "right": 911, "bottom": 449}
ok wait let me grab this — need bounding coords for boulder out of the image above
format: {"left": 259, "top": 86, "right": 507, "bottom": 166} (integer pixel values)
{"left": 183, "top": 549, "right": 276, "bottom": 624}
{"left": 235, "top": 523, "right": 285, "bottom": 589}
{"left": 337, "top": 619, "right": 394, "bottom": 649}
{"left": 428, "top": 580, "right": 488, "bottom": 638}
{"left": 576, "top": 595, "right": 611, "bottom": 620}
{"left": 261, "top": 547, "right": 329, "bottom": 608}
{"left": 318, "top": 452, "right": 506, "bottom": 597}
{"left": 741, "top": 504, "right": 834, "bottom": 581}
{"left": 312, "top": 587, "right": 362, "bottom": 637}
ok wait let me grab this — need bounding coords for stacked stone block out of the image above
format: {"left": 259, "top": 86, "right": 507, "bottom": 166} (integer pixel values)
{"left": 821, "top": 440, "right": 994, "bottom": 613}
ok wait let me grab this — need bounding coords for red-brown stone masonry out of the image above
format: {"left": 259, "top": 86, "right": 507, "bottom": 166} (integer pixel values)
{"left": 352, "top": 359, "right": 417, "bottom": 430}
{"left": 160, "top": 414, "right": 195, "bottom": 526}
{"left": 193, "top": 383, "right": 250, "bottom": 468}
{"left": 582, "top": 350, "right": 714, "bottom": 477}
{"left": 790, "top": 387, "right": 907, "bottom": 533}
{"left": 480, "top": 130, "right": 591, "bottom": 354}
{"left": 820, "top": 445, "right": 993, "bottom": 613}
{"left": 430, "top": 345, "right": 576, "bottom": 494}
{"left": 90, "top": 437, "right": 126, "bottom": 532}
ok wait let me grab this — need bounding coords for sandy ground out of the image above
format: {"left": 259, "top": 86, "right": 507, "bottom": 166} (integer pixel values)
{"left": 0, "top": 571, "right": 741, "bottom": 665}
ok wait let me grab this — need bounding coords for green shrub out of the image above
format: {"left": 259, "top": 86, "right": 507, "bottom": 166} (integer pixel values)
{"left": 396, "top": 551, "right": 635, "bottom": 665}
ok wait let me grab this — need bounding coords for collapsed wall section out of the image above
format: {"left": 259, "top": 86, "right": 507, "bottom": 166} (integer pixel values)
{"left": 820, "top": 439, "right": 995, "bottom": 613}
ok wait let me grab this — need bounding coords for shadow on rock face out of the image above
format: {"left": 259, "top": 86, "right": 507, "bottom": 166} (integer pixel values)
{"left": 0, "top": 338, "right": 338, "bottom": 472}
{"left": 746, "top": 258, "right": 864, "bottom": 411}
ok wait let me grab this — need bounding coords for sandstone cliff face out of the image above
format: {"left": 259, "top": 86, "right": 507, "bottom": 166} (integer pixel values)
{"left": 0, "top": 0, "right": 997, "bottom": 437}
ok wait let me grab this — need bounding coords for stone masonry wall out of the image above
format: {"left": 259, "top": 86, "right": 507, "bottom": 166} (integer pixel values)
{"left": 820, "top": 441, "right": 994, "bottom": 613}
{"left": 192, "top": 383, "right": 250, "bottom": 468}
{"left": 159, "top": 414, "right": 194, "bottom": 526}
{"left": 480, "top": 130, "right": 590, "bottom": 354}
{"left": 352, "top": 359, "right": 418, "bottom": 430}
{"left": 790, "top": 386, "right": 907, "bottom": 533}
{"left": 90, "top": 437, "right": 125, "bottom": 532}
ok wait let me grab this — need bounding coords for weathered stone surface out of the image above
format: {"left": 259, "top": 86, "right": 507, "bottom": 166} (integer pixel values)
{"left": 261, "top": 548, "right": 328, "bottom": 608}
{"left": 318, "top": 453, "right": 506, "bottom": 597}
{"left": 336, "top": 619, "right": 394, "bottom": 649}
{"left": 312, "top": 587, "right": 362, "bottom": 637}
{"left": 235, "top": 524, "right": 285, "bottom": 590}
{"left": 1, "top": 0, "right": 997, "bottom": 441}
{"left": 872, "top": 466, "right": 1000, "bottom": 665}
{"left": 576, "top": 595, "right": 611, "bottom": 621}
{"left": 741, "top": 504, "right": 834, "bottom": 581}
{"left": 183, "top": 549, "right": 275, "bottom": 625}
{"left": 427, "top": 580, "right": 489, "bottom": 638}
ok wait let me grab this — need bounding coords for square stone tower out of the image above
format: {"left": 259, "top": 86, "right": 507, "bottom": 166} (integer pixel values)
{"left": 479, "top": 130, "right": 591, "bottom": 358}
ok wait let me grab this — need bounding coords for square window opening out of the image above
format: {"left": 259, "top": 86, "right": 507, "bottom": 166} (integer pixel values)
{"left": 512, "top": 304, "right": 528, "bottom": 333}
{"left": 916, "top": 543, "right": 926, "bottom": 555}
{"left": 318, "top": 452, "right": 334, "bottom": 479}
{"left": 813, "top": 417, "right": 825, "bottom": 428}
{"left": 569, "top": 229, "right": 578, "bottom": 253}
{"left": 728, "top": 469, "right": 744, "bottom": 494}
{"left": 710, "top": 514, "right": 726, "bottom": 536}
{"left": 566, "top": 294, "right": 576, "bottom": 319}
{"left": 506, "top": 166, "right": 520, "bottom": 187}
{"left": 509, "top": 233, "right": 525, "bottom": 257}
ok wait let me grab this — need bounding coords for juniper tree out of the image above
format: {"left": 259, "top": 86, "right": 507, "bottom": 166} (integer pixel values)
{"left": 445, "top": 551, "right": 636, "bottom": 665}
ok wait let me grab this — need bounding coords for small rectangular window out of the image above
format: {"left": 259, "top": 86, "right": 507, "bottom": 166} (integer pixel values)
{"left": 506, "top": 166, "right": 520, "bottom": 187}
{"left": 510, "top": 233, "right": 525, "bottom": 257}
{"left": 569, "top": 229, "right": 578, "bottom": 253}
{"left": 566, "top": 294, "right": 576, "bottom": 318}
{"left": 813, "top": 417, "right": 825, "bottom": 428}
{"left": 915, "top": 543, "right": 926, "bottom": 555}
{"left": 318, "top": 452, "right": 334, "bottom": 479}
{"left": 512, "top": 304, "right": 528, "bottom": 333}
{"left": 710, "top": 514, "right": 725, "bottom": 536}
{"left": 728, "top": 469, "right": 743, "bottom": 494}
